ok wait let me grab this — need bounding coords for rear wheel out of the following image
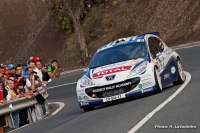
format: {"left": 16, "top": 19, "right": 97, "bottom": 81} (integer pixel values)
{"left": 154, "top": 67, "right": 162, "bottom": 93}
{"left": 173, "top": 59, "right": 185, "bottom": 85}
{"left": 82, "top": 106, "right": 94, "bottom": 112}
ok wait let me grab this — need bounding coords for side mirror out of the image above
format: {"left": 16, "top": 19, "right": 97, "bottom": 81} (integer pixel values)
{"left": 156, "top": 52, "right": 161, "bottom": 57}
{"left": 83, "top": 68, "right": 88, "bottom": 73}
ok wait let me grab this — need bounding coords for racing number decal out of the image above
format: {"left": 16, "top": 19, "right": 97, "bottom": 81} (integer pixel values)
{"left": 103, "top": 94, "right": 125, "bottom": 102}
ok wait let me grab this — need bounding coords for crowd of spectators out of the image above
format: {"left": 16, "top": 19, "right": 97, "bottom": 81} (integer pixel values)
{"left": 0, "top": 56, "right": 61, "bottom": 133}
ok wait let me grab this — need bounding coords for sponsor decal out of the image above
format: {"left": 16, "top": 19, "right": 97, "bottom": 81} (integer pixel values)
{"left": 142, "top": 87, "right": 154, "bottom": 93}
{"left": 156, "top": 62, "right": 159, "bottom": 66}
{"left": 171, "top": 66, "right": 176, "bottom": 74}
{"left": 156, "top": 57, "right": 161, "bottom": 63}
{"left": 92, "top": 82, "right": 132, "bottom": 93}
{"left": 138, "top": 84, "right": 143, "bottom": 89}
{"left": 80, "top": 102, "right": 89, "bottom": 106}
{"left": 130, "top": 58, "right": 144, "bottom": 65}
{"left": 101, "top": 62, "right": 126, "bottom": 69}
{"left": 78, "top": 96, "right": 82, "bottom": 101}
{"left": 172, "top": 55, "right": 177, "bottom": 60}
{"left": 93, "top": 66, "right": 132, "bottom": 78}
{"left": 138, "top": 81, "right": 153, "bottom": 89}
{"left": 160, "top": 56, "right": 165, "bottom": 62}
{"left": 78, "top": 96, "right": 89, "bottom": 101}
{"left": 164, "top": 73, "right": 170, "bottom": 79}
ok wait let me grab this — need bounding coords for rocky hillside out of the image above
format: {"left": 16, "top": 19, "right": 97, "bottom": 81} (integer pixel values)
{"left": 0, "top": 0, "right": 200, "bottom": 70}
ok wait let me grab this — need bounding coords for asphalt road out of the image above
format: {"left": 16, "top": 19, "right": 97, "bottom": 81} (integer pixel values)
{"left": 14, "top": 45, "right": 200, "bottom": 133}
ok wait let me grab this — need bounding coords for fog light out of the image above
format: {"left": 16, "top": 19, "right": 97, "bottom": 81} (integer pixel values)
{"left": 92, "top": 94, "right": 96, "bottom": 98}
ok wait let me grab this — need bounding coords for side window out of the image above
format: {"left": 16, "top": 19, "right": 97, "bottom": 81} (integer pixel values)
{"left": 148, "top": 37, "right": 163, "bottom": 59}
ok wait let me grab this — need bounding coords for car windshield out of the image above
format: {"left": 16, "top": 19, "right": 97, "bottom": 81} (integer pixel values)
{"left": 89, "top": 42, "right": 147, "bottom": 69}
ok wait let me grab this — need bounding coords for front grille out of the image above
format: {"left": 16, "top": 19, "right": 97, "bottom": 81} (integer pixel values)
{"left": 85, "top": 77, "right": 140, "bottom": 98}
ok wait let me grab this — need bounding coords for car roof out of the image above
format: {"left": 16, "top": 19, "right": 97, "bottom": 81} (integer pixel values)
{"left": 97, "top": 32, "right": 159, "bottom": 52}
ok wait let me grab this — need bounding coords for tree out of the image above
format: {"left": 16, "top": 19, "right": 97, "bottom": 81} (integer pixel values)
{"left": 63, "top": 0, "right": 88, "bottom": 63}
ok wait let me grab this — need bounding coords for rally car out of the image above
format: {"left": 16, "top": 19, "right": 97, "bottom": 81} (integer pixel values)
{"left": 76, "top": 32, "right": 185, "bottom": 111}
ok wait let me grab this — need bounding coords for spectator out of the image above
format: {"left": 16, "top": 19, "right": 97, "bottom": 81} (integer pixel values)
{"left": 0, "top": 64, "right": 5, "bottom": 77}
{"left": 14, "top": 64, "right": 24, "bottom": 88}
{"left": 29, "top": 56, "right": 34, "bottom": 61}
{"left": 6, "top": 64, "right": 15, "bottom": 79}
{"left": 25, "top": 67, "right": 33, "bottom": 79}
{"left": 33, "top": 57, "right": 43, "bottom": 82}
{"left": 42, "top": 64, "right": 51, "bottom": 84}
{"left": 15, "top": 64, "right": 23, "bottom": 77}
{"left": 15, "top": 83, "right": 29, "bottom": 127}
{"left": 22, "top": 60, "right": 35, "bottom": 77}
{"left": 5, "top": 77, "right": 20, "bottom": 129}
{"left": 47, "top": 59, "right": 61, "bottom": 78}
{"left": 24, "top": 72, "right": 42, "bottom": 95}
{"left": 0, "top": 77, "right": 7, "bottom": 133}
{"left": 33, "top": 57, "right": 47, "bottom": 115}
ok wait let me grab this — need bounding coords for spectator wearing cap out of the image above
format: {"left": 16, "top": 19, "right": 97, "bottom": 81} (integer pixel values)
{"left": 33, "top": 57, "right": 43, "bottom": 83}
{"left": 6, "top": 64, "right": 16, "bottom": 79}
{"left": 47, "top": 59, "right": 61, "bottom": 78}
{"left": 33, "top": 58, "right": 48, "bottom": 115}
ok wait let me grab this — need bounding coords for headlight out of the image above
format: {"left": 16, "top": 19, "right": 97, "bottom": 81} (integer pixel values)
{"left": 81, "top": 75, "right": 95, "bottom": 86}
{"left": 128, "top": 61, "right": 148, "bottom": 78}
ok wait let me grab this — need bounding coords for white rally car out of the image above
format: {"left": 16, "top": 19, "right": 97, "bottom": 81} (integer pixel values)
{"left": 76, "top": 32, "right": 185, "bottom": 111}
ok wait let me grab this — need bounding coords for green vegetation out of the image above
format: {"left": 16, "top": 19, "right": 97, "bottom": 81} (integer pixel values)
{"left": 46, "top": 0, "right": 73, "bottom": 30}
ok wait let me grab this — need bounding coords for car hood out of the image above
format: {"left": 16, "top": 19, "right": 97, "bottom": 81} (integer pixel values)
{"left": 87, "top": 58, "right": 144, "bottom": 86}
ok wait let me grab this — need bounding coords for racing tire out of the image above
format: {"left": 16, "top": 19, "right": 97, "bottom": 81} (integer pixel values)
{"left": 173, "top": 59, "right": 185, "bottom": 85}
{"left": 82, "top": 106, "right": 94, "bottom": 112}
{"left": 154, "top": 67, "right": 162, "bottom": 93}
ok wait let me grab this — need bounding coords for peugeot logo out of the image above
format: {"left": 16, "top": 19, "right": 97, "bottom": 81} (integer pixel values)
{"left": 106, "top": 75, "right": 115, "bottom": 81}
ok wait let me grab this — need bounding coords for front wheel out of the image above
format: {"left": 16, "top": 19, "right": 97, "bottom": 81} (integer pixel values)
{"left": 154, "top": 67, "right": 162, "bottom": 93}
{"left": 173, "top": 59, "right": 185, "bottom": 85}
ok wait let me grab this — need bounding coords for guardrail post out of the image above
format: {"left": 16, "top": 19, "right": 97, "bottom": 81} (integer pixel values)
{"left": 8, "top": 113, "right": 15, "bottom": 128}
{"left": 27, "top": 107, "right": 33, "bottom": 123}
{"left": 45, "top": 100, "right": 50, "bottom": 114}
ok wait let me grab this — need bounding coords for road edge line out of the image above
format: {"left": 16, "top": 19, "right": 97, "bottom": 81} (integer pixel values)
{"left": 127, "top": 71, "right": 191, "bottom": 133}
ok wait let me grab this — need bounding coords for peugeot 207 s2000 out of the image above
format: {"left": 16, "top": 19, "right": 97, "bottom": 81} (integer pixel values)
{"left": 76, "top": 32, "right": 185, "bottom": 111}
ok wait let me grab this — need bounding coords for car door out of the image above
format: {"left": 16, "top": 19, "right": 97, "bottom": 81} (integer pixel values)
{"left": 148, "top": 36, "right": 169, "bottom": 86}
{"left": 148, "top": 36, "right": 166, "bottom": 71}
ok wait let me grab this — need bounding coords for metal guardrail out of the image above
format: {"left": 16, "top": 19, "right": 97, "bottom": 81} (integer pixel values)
{"left": 0, "top": 90, "right": 49, "bottom": 128}
{"left": 0, "top": 92, "right": 48, "bottom": 116}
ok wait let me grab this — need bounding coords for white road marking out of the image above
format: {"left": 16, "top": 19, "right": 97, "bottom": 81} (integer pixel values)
{"left": 10, "top": 102, "right": 65, "bottom": 132}
{"left": 127, "top": 71, "right": 191, "bottom": 133}
{"left": 173, "top": 43, "right": 200, "bottom": 50}
{"left": 50, "top": 102, "right": 65, "bottom": 116}
{"left": 48, "top": 82, "right": 77, "bottom": 89}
